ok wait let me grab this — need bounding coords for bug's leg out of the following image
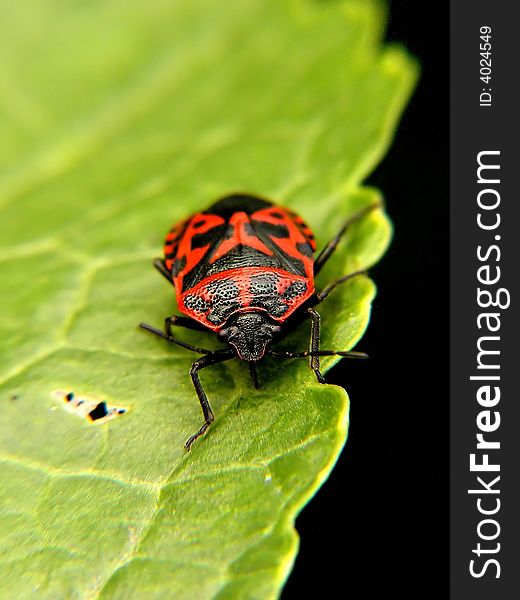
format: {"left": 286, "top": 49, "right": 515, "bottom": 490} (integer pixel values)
{"left": 139, "top": 322, "right": 217, "bottom": 354}
{"left": 165, "top": 314, "right": 208, "bottom": 334}
{"left": 314, "top": 203, "right": 380, "bottom": 276}
{"left": 306, "top": 307, "right": 326, "bottom": 384}
{"left": 185, "top": 350, "right": 235, "bottom": 450}
{"left": 153, "top": 258, "right": 172, "bottom": 283}
{"left": 315, "top": 270, "right": 366, "bottom": 303}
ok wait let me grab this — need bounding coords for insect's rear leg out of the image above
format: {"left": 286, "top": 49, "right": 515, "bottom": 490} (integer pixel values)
{"left": 186, "top": 350, "right": 235, "bottom": 450}
{"left": 314, "top": 202, "right": 380, "bottom": 275}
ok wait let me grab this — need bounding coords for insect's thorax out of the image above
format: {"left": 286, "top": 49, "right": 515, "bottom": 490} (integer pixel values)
{"left": 178, "top": 266, "right": 313, "bottom": 329}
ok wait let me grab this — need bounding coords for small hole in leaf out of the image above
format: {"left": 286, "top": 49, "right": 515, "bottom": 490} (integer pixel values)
{"left": 52, "top": 390, "right": 128, "bottom": 424}
{"left": 88, "top": 401, "right": 109, "bottom": 421}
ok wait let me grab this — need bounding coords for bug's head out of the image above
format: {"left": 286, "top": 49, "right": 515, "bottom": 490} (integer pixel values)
{"left": 220, "top": 313, "right": 281, "bottom": 362}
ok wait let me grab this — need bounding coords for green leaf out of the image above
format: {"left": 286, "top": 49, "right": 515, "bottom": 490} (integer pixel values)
{"left": 0, "top": 0, "right": 417, "bottom": 597}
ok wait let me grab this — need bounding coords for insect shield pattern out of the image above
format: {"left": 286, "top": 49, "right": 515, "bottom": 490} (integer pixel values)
{"left": 165, "top": 194, "right": 316, "bottom": 331}
{"left": 182, "top": 269, "right": 310, "bottom": 328}
{"left": 140, "top": 193, "right": 377, "bottom": 449}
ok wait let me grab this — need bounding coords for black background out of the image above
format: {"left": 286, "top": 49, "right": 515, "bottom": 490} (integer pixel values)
{"left": 284, "top": 1, "right": 449, "bottom": 597}
{"left": 450, "top": 2, "right": 517, "bottom": 597}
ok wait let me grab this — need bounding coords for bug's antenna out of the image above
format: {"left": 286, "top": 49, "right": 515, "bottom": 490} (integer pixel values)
{"left": 139, "top": 322, "right": 217, "bottom": 354}
{"left": 248, "top": 361, "right": 260, "bottom": 389}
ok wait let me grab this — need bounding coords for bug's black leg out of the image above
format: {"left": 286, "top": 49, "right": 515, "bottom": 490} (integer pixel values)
{"left": 139, "top": 322, "right": 217, "bottom": 354}
{"left": 186, "top": 350, "right": 235, "bottom": 450}
{"left": 165, "top": 314, "right": 208, "bottom": 334}
{"left": 306, "top": 307, "right": 326, "bottom": 384}
{"left": 314, "top": 203, "right": 380, "bottom": 275}
{"left": 316, "top": 270, "right": 366, "bottom": 303}
{"left": 153, "top": 258, "right": 172, "bottom": 283}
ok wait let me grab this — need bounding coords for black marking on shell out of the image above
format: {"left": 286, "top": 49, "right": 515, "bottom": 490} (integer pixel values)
{"left": 296, "top": 241, "right": 314, "bottom": 257}
{"left": 205, "top": 194, "right": 272, "bottom": 218}
{"left": 270, "top": 211, "right": 285, "bottom": 219}
{"left": 190, "top": 223, "right": 228, "bottom": 250}
{"left": 205, "top": 278, "right": 240, "bottom": 302}
{"left": 224, "top": 223, "right": 235, "bottom": 239}
{"left": 170, "top": 256, "right": 186, "bottom": 277}
{"left": 207, "top": 301, "right": 242, "bottom": 325}
{"left": 201, "top": 278, "right": 242, "bottom": 325}
{"left": 282, "top": 280, "right": 308, "bottom": 300}
{"left": 203, "top": 245, "right": 280, "bottom": 278}
{"left": 249, "top": 272, "right": 280, "bottom": 296}
{"left": 244, "top": 222, "right": 256, "bottom": 237}
{"left": 246, "top": 220, "right": 306, "bottom": 275}
{"left": 184, "top": 294, "right": 210, "bottom": 313}
{"left": 252, "top": 220, "right": 290, "bottom": 239}
{"left": 250, "top": 296, "right": 288, "bottom": 317}
{"left": 164, "top": 244, "right": 178, "bottom": 259}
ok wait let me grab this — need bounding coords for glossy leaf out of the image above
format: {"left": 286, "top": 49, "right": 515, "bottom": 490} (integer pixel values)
{"left": 0, "top": 0, "right": 417, "bottom": 597}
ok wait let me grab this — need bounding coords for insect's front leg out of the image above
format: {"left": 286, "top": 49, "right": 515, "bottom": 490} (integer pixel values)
{"left": 186, "top": 350, "right": 235, "bottom": 450}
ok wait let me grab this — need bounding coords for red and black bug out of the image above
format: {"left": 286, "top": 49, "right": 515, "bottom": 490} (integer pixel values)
{"left": 140, "top": 193, "right": 378, "bottom": 449}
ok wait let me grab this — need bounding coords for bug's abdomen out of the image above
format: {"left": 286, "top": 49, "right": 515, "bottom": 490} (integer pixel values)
{"left": 178, "top": 267, "right": 313, "bottom": 330}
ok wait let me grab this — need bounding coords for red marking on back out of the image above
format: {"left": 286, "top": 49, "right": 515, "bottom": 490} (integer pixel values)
{"left": 250, "top": 206, "right": 315, "bottom": 279}
{"left": 209, "top": 211, "right": 272, "bottom": 262}
{"left": 162, "top": 201, "right": 317, "bottom": 331}
{"left": 164, "top": 213, "right": 225, "bottom": 291}
{"left": 177, "top": 267, "right": 314, "bottom": 330}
